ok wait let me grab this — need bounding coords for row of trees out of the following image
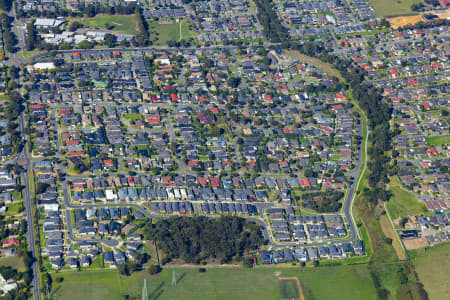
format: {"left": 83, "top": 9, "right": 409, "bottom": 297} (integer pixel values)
{"left": 135, "top": 9, "right": 150, "bottom": 46}
{"left": 3, "top": 87, "right": 24, "bottom": 154}
{"left": 19, "top": 4, "right": 138, "bottom": 19}
{"left": 142, "top": 216, "right": 264, "bottom": 264}
{"left": 253, "top": 0, "right": 289, "bottom": 43}
{"left": 25, "top": 20, "right": 41, "bottom": 51}
{"left": 0, "top": 13, "right": 17, "bottom": 53}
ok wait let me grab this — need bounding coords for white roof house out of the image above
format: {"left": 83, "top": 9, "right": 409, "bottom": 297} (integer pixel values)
{"left": 33, "top": 62, "right": 56, "bottom": 70}
{"left": 106, "top": 190, "right": 117, "bottom": 201}
{"left": 43, "top": 203, "right": 59, "bottom": 212}
{"left": 34, "top": 18, "right": 64, "bottom": 28}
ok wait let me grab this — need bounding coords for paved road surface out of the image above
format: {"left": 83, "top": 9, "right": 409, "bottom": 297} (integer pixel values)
{"left": 19, "top": 113, "right": 40, "bottom": 300}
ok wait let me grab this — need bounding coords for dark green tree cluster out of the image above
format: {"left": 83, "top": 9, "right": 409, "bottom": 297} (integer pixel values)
{"left": 2, "top": 90, "right": 24, "bottom": 154}
{"left": 253, "top": 0, "right": 289, "bottom": 43}
{"left": 25, "top": 20, "right": 41, "bottom": 51}
{"left": 0, "top": 13, "right": 17, "bottom": 53}
{"left": 301, "top": 191, "right": 344, "bottom": 212}
{"left": 143, "top": 216, "right": 264, "bottom": 264}
{"left": 117, "top": 252, "right": 149, "bottom": 276}
{"left": 0, "top": 0, "right": 12, "bottom": 11}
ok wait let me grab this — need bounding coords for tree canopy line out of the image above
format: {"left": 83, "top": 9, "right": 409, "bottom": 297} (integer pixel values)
{"left": 17, "top": 3, "right": 138, "bottom": 19}
{"left": 2, "top": 82, "right": 24, "bottom": 154}
{"left": 253, "top": 0, "right": 289, "bottom": 43}
{"left": 142, "top": 216, "right": 264, "bottom": 264}
{"left": 0, "top": 13, "right": 17, "bottom": 53}
{"left": 135, "top": 9, "right": 150, "bottom": 47}
{"left": 25, "top": 20, "right": 42, "bottom": 51}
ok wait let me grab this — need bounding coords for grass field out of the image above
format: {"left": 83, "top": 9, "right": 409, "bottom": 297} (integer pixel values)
{"left": 0, "top": 256, "right": 26, "bottom": 272}
{"left": 285, "top": 50, "right": 344, "bottom": 82}
{"left": 18, "top": 49, "right": 41, "bottom": 59}
{"left": 122, "top": 113, "right": 143, "bottom": 120}
{"left": 410, "top": 243, "right": 450, "bottom": 300}
{"left": 149, "top": 19, "right": 193, "bottom": 46}
{"left": 280, "top": 278, "right": 300, "bottom": 299}
{"left": 70, "top": 15, "right": 139, "bottom": 35}
{"left": 369, "top": 0, "right": 421, "bottom": 17}
{"left": 379, "top": 214, "right": 407, "bottom": 260}
{"left": 5, "top": 201, "right": 24, "bottom": 216}
{"left": 51, "top": 265, "right": 376, "bottom": 300}
{"left": 425, "top": 135, "right": 450, "bottom": 145}
{"left": 387, "top": 184, "right": 426, "bottom": 221}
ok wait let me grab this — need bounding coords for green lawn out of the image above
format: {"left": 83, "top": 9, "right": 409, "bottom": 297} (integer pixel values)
{"left": 122, "top": 113, "right": 143, "bottom": 120}
{"left": 5, "top": 201, "right": 24, "bottom": 216}
{"left": 410, "top": 243, "right": 450, "bottom": 300}
{"left": 425, "top": 135, "right": 450, "bottom": 145}
{"left": 387, "top": 183, "right": 426, "bottom": 221}
{"left": 52, "top": 265, "right": 376, "bottom": 300}
{"left": 18, "top": 48, "right": 41, "bottom": 59}
{"left": 149, "top": 19, "right": 193, "bottom": 46}
{"left": 70, "top": 15, "right": 139, "bottom": 35}
{"left": 368, "top": 0, "right": 422, "bottom": 17}
{"left": 0, "top": 256, "right": 26, "bottom": 272}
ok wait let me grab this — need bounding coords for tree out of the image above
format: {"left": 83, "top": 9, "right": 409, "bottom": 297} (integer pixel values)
{"left": 117, "top": 263, "right": 130, "bottom": 276}
{"left": 379, "top": 18, "right": 390, "bottom": 28}
{"left": 104, "top": 33, "right": 117, "bottom": 48}
{"left": 69, "top": 21, "right": 83, "bottom": 32}
{"left": 411, "top": 3, "right": 425, "bottom": 11}
{"left": 36, "top": 182, "right": 49, "bottom": 194}
{"left": 148, "top": 264, "right": 161, "bottom": 275}
{"left": 227, "top": 77, "right": 241, "bottom": 88}
{"left": 143, "top": 217, "right": 264, "bottom": 264}
{"left": 0, "top": 0, "right": 12, "bottom": 11}
{"left": 25, "top": 20, "right": 40, "bottom": 51}
{"left": 0, "top": 14, "right": 17, "bottom": 53}
{"left": 78, "top": 40, "right": 94, "bottom": 49}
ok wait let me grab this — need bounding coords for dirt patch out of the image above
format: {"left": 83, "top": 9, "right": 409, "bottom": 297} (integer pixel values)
{"left": 388, "top": 11, "right": 450, "bottom": 29}
{"left": 403, "top": 237, "right": 429, "bottom": 250}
